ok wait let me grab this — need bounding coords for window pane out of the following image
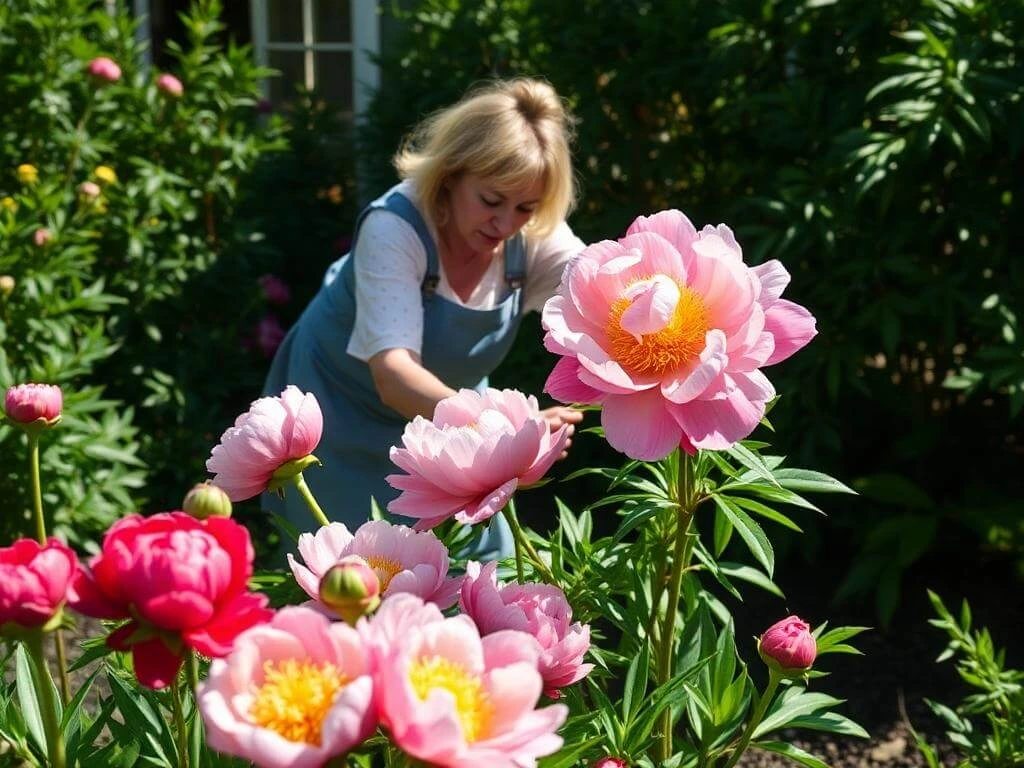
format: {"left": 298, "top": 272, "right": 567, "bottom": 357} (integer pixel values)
{"left": 268, "top": 0, "right": 303, "bottom": 43}
{"left": 314, "top": 51, "right": 353, "bottom": 112}
{"left": 314, "top": 0, "right": 351, "bottom": 42}
{"left": 268, "top": 50, "right": 306, "bottom": 103}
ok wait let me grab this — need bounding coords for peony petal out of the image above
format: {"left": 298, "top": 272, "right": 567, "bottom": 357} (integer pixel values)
{"left": 601, "top": 391, "right": 682, "bottom": 461}
{"left": 673, "top": 387, "right": 765, "bottom": 450}
{"left": 763, "top": 299, "right": 817, "bottom": 365}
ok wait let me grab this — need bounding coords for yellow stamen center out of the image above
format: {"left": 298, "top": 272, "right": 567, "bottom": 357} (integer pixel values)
{"left": 249, "top": 659, "right": 347, "bottom": 745}
{"left": 365, "top": 555, "right": 402, "bottom": 590}
{"left": 606, "top": 281, "right": 709, "bottom": 377}
{"left": 408, "top": 655, "right": 493, "bottom": 743}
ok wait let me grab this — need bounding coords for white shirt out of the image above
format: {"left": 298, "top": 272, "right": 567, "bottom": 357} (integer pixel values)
{"left": 346, "top": 180, "right": 584, "bottom": 362}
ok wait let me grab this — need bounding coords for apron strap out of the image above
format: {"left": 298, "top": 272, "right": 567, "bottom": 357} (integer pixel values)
{"left": 379, "top": 192, "right": 441, "bottom": 297}
{"left": 504, "top": 232, "right": 527, "bottom": 291}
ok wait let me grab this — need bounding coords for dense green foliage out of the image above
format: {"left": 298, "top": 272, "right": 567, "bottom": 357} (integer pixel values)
{"left": 362, "top": 0, "right": 1024, "bottom": 621}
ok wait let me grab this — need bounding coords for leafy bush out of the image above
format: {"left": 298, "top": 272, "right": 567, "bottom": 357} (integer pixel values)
{"left": 362, "top": 0, "right": 1024, "bottom": 621}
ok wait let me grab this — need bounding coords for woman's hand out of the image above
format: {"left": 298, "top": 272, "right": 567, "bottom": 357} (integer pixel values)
{"left": 540, "top": 406, "right": 584, "bottom": 460}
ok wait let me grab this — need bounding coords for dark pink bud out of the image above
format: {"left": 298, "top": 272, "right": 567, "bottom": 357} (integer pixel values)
{"left": 759, "top": 615, "right": 817, "bottom": 671}
{"left": 156, "top": 73, "right": 183, "bottom": 97}
{"left": 33, "top": 228, "right": 52, "bottom": 247}
{"left": 4, "top": 383, "right": 63, "bottom": 426}
{"left": 256, "top": 314, "right": 286, "bottom": 358}
{"left": 259, "top": 274, "right": 291, "bottom": 306}
{"left": 87, "top": 57, "right": 121, "bottom": 84}
{"left": 593, "top": 758, "right": 628, "bottom": 768}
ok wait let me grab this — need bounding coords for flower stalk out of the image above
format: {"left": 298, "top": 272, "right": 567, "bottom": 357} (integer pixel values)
{"left": 723, "top": 668, "right": 782, "bottom": 768}
{"left": 292, "top": 471, "right": 330, "bottom": 528}
{"left": 172, "top": 674, "right": 190, "bottom": 768}
{"left": 503, "top": 500, "right": 554, "bottom": 583}
{"left": 24, "top": 632, "right": 66, "bottom": 768}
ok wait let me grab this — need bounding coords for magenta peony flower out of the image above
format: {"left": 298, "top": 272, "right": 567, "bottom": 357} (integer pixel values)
{"left": 0, "top": 538, "right": 78, "bottom": 634}
{"left": 386, "top": 388, "right": 569, "bottom": 529}
{"left": 289, "top": 520, "right": 462, "bottom": 611}
{"left": 256, "top": 314, "right": 286, "bottom": 358}
{"left": 460, "top": 561, "right": 592, "bottom": 697}
{"left": 33, "top": 228, "right": 52, "bottom": 247}
{"left": 87, "top": 56, "right": 121, "bottom": 83}
{"left": 70, "top": 512, "right": 272, "bottom": 689}
{"left": 156, "top": 73, "right": 183, "bottom": 97}
{"left": 759, "top": 615, "right": 817, "bottom": 672}
{"left": 542, "top": 210, "right": 817, "bottom": 460}
{"left": 198, "top": 606, "right": 376, "bottom": 768}
{"left": 206, "top": 385, "right": 323, "bottom": 501}
{"left": 259, "top": 273, "right": 291, "bottom": 306}
{"left": 593, "top": 758, "right": 629, "bottom": 768}
{"left": 374, "top": 600, "right": 567, "bottom": 767}
{"left": 4, "top": 383, "right": 62, "bottom": 426}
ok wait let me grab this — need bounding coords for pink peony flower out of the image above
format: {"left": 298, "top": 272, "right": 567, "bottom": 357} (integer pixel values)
{"left": 256, "top": 314, "right": 286, "bottom": 358}
{"left": 759, "top": 615, "right": 817, "bottom": 672}
{"left": 4, "top": 383, "right": 62, "bottom": 425}
{"left": 289, "top": 520, "right": 462, "bottom": 611}
{"left": 593, "top": 758, "right": 629, "bottom": 768}
{"left": 198, "top": 606, "right": 376, "bottom": 768}
{"left": 357, "top": 593, "right": 446, "bottom": 670}
{"left": 0, "top": 538, "right": 78, "bottom": 634}
{"left": 386, "top": 388, "right": 569, "bottom": 529}
{"left": 374, "top": 598, "right": 567, "bottom": 768}
{"left": 156, "top": 73, "right": 183, "bottom": 97}
{"left": 87, "top": 56, "right": 121, "bottom": 83}
{"left": 259, "top": 274, "right": 291, "bottom": 306}
{"left": 460, "top": 561, "right": 592, "bottom": 696}
{"left": 542, "top": 210, "right": 817, "bottom": 460}
{"left": 33, "top": 228, "right": 52, "bottom": 247}
{"left": 70, "top": 512, "right": 272, "bottom": 689}
{"left": 206, "top": 385, "right": 323, "bottom": 501}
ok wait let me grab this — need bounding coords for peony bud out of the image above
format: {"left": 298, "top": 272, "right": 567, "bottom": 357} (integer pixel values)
{"left": 33, "top": 228, "right": 51, "bottom": 247}
{"left": 16, "top": 164, "right": 38, "bottom": 185}
{"left": 87, "top": 56, "right": 121, "bottom": 84}
{"left": 258, "top": 274, "right": 291, "bottom": 306}
{"left": 77, "top": 181, "right": 101, "bottom": 200}
{"left": 156, "top": 73, "right": 184, "bottom": 98}
{"left": 182, "top": 481, "right": 233, "bottom": 520}
{"left": 4, "top": 383, "right": 63, "bottom": 432}
{"left": 318, "top": 555, "right": 380, "bottom": 625}
{"left": 0, "top": 275, "right": 14, "bottom": 297}
{"left": 93, "top": 165, "right": 117, "bottom": 185}
{"left": 758, "top": 615, "right": 817, "bottom": 673}
{"left": 256, "top": 314, "right": 286, "bottom": 358}
{"left": 593, "top": 758, "right": 628, "bottom": 768}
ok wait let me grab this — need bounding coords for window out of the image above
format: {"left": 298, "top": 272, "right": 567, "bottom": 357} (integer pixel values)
{"left": 250, "top": 0, "right": 380, "bottom": 120}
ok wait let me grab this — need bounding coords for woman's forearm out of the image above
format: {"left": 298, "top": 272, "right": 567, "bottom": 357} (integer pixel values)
{"left": 368, "top": 348, "right": 456, "bottom": 420}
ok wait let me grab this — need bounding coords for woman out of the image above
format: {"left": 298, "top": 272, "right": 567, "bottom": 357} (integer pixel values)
{"left": 263, "top": 78, "right": 584, "bottom": 554}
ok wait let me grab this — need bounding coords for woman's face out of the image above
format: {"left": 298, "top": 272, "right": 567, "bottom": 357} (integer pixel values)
{"left": 444, "top": 173, "right": 545, "bottom": 254}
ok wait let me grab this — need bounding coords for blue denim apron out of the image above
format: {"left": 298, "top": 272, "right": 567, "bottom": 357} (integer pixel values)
{"left": 263, "top": 190, "right": 525, "bottom": 558}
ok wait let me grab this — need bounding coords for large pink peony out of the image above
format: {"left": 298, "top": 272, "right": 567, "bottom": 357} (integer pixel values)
{"left": 207, "top": 385, "right": 323, "bottom": 501}
{"left": 70, "top": 512, "right": 272, "bottom": 689}
{"left": 460, "top": 561, "right": 592, "bottom": 697}
{"left": 0, "top": 538, "right": 78, "bottom": 633}
{"left": 373, "top": 596, "right": 567, "bottom": 768}
{"left": 289, "top": 520, "right": 462, "bottom": 611}
{"left": 198, "top": 606, "right": 376, "bottom": 768}
{"left": 386, "top": 388, "right": 569, "bottom": 529}
{"left": 542, "top": 210, "right": 817, "bottom": 460}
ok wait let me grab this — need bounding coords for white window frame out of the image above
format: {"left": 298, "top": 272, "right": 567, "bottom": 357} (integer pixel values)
{"left": 250, "top": 0, "right": 380, "bottom": 122}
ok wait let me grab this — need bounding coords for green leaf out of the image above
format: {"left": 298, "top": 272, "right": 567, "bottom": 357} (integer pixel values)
{"left": 728, "top": 496, "right": 803, "bottom": 532}
{"left": 713, "top": 495, "right": 775, "bottom": 576}
{"left": 726, "top": 443, "right": 781, "bottom": 488}
{"left": 753, "top": 740, "right": 830, "bottom": 768}
{"left": 771, "top": 469, "right": 855, "bottom": 495}
{"left": 15, "top": 645, "right": 46, "bottom": 756}
{"left": 754, "top": 690, "right": 846, "bottom": 738}
{"left": 784, "top": 711, "right": 870, "bottom": 739}
{"left": 719, "top": 562, "right": 784, "bottom": 598}
{"left": 538, "top": 736, "right": 603, "bottom": 768}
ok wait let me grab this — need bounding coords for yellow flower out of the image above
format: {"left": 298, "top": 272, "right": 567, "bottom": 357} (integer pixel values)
{"left": 94, "top": 165, "right": 117, "bottom": 185}
{"left": 16, "top": 164, "right": 38, "bottom": 184}
{"left": 1, "top": 196, "right": 16, "bottom": 212}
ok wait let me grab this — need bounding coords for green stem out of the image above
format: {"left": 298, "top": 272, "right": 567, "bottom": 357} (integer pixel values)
{"left": 656, "top": 451, "right": 697, "bottom": 763}
{"left": 502, "top": 502, "right": 554, "bottom": 583}
{"left": 292, "top": 472, "right": 330, "bottom": 528}
{"left": 53, "top": 629, "right": 71, "bottom": 706}
{"left": 25, "top": 633, "right": 66, "bottom": 768}
{"left": 187, "top": 650, "right": 201, "bottom": 693}
{"left": 28, "top": 435, "right": 45, "bottom": 544}
{"left": 171, "top": 676, "right": 190, "bottom": 768}
{"left": 723, "top": 669, "right": 781, "bottom": 768}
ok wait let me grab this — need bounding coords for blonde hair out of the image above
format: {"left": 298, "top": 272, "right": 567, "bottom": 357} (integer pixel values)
{"left": 393, "top": 78, "right": 576, "bottom": 239}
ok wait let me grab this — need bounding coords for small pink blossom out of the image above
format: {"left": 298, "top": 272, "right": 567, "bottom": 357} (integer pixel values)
{"left": 259, "top": 274, "right": 291, "bottom": 306}
{"left": 4, "top": 383, "right": 62, "bottom": 425}
{"left": 198, "top": 606, "right": 377, "bottom": 768}
{"left": 256, "top": 314, "right": 286, "bottom": 358}
{"left": 387, "top": 388, "right": 569, "bottom": 530}
{"left": 77, "top": 181, "right": 101, "bottom": 199}
{"left": 87, "top": 57, "right": 121, "bottom": 83}
{"left": 0, "top": 538, "right": 78, "bottom": 634}
{"left": 156, "top": 73, "right": 183, "bottom": 97}
{"left": 593, "top": 758, "right": 629, "bottom": 768}
{"left": 542, "top": 210, "right": 817, "bottom": 460}
{"left": 460, "top": 561, "right": 592, "bottom": 696}
{"left": 289, "top": 520, "right": 462, "bottom": 611}
{"left": 33, "top": 228, "right": 52, "bottom": 247}
{"left": 206, "top": 385, "right": 323, "bottom": 501}
{"left": 759, "top": 615, "right": 817, "bottom": 671}
{"left": 374, "top": 597, "right": 567, "bottom": 768}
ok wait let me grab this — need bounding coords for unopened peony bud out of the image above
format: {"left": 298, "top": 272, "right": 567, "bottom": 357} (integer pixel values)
{"left": 156, "top": 73, "right": 184, "bottom": 98}
{"left": 33, "top": 228, "right": 51, "bottom": 247}
{"left": 318, "top": 555, "right": 380, "bottom": 625}
{"left": 759, "top": 615, "right": 817, "bottom": 673}
{"left": 259, "top": 274, "right": 291, "bottom": 306}
{"left": 4, "top": 383, "right": 63, "bottom": 432}
{"left": 77, "top": 181, "right": 101, "bottom": 200}
{"left": 0, "top": 275, "right": 14, "bottom": 297}
{"left": 183, "top": 482, "right": 233, "bottom": 520}
{"left": 87, "top": 56, "right": 121, "bottom": 84}
{"left": 16, "top": 164, "right": 38, "bottom": 185}
{"left": 593, "top": 757, "right": 628, "bottom": 768}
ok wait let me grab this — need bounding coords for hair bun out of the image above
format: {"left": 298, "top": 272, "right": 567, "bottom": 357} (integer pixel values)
{"left": 509, "top": 79, "right": 564, "bottom": 125}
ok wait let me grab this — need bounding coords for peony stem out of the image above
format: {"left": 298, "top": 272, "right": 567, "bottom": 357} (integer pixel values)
{"left": 53, "top": 629, "right": 71, "bottom": 706}
{"left": 656, "top": 451, "right": 697, "bottom": 763}
{"left": 292, "top": 471, "right": 330, "bottom": 528}
{"left": 504, "top": 499, "right": 525, "bottom": 581}
{"left": 24, "top": 632, "right": 66, "bottom": 768}
{"left": 187, "top": 650, "right": 201, "bottom": 693}
{"left": 502, "top": 502, "right": 554, "bottom": 583}
{"left": 723, "top": 668, "right": 781, "bottom": 768}
{"left": 28, "top": 435, "right": 45, "bottom": 544}
{"left": 171, "top": 674, "right": 190, "bottom": 768}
